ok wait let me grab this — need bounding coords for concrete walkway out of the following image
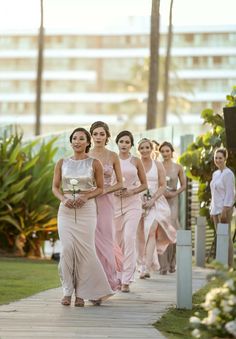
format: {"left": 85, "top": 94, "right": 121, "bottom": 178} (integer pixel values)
{"left": 0, "top": 267, "right": 212, "bottom": 339}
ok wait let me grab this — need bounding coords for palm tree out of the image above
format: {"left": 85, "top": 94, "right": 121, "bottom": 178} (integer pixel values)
{"left": 146, "top": 0, "right": 161, "bottom": 130}
{"left": 161, "top": 0, "right": 174, "bottom": 127}
{"left": 35, "top": 0, "right": 44, "bottom": 136}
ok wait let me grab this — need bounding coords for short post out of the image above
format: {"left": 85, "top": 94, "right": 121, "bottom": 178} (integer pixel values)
{"left": 176, "top": 230, "right": 192, "bottom": 309}
{"left": 195, "top": 216, "right": 206, "bottom": 267}
{"left": 216, "top": 223, "right": 229, "bottom": 266}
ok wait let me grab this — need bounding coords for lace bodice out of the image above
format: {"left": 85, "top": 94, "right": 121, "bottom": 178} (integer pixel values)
{"left": 103, "top": 163, "right": 113, "bottom": 187}
{"left": 61, "top": 157, "right": 95, "bottom": 192}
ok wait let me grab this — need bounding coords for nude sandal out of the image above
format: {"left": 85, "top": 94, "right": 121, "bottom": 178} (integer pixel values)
{"left": 74, "top": 297, "right": 85, "bottom": 307}
{"left": 61, "top": 296, "right": 71, "bottom": 306}
{"left": 90, "top": 299, "right": 102, "bottom": 306}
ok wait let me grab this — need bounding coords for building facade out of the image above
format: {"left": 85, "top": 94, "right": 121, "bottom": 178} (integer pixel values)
{"left": 0, "top": 17, "right": 235, "bottom": 137}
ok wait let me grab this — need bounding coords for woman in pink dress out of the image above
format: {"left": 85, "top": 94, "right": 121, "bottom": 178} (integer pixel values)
{"left": 89, "top": 121, "right": 123, "bottom": 290}
{"left": 158, "top": 141, "right": 186, "bottom": 274}
{"left": 137, "top": 138, "right": 176, "bottom": 278}
{"left": 114, "top": 130, "right": 147, "bottom": 293}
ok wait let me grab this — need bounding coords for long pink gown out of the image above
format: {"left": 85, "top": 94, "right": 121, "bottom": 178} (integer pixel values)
{"left": 158, "top": 165, "right": 181, "bottom": 272}
{"left": 142, "top": 160, "right": 176, "bottom": 269}
{"left": 95, "top": 163, "right": 120, "bottom": 290}
{"left": 114, "top": 156, "right": 142, "bottom": 285}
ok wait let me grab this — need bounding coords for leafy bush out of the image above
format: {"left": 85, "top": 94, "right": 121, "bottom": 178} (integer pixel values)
{"left": 0, "top": 128, "right": 59, "bottom": 256}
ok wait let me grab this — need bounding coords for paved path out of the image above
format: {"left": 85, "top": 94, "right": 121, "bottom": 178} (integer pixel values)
{"left": 0, "top": 267, "right": 212, "bottom": 339}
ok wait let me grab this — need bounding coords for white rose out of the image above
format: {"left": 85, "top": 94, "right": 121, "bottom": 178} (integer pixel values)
{"left": 70, "top": 179, "right": 78, "bottom": 186}
{"left": 190, "top": 316, "right": 201, "bottom": 324}
{"left": 191, "top": 329, "right": 201, "bottom": 338}
{"left": 225, "top": 320, "right": 236, "bottom": 337}
{"left": 166, "top": 176, "right": 170, "bottom": 182}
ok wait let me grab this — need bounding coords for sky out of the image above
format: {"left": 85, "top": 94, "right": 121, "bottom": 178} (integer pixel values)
{"left": 0, "top": 0, "right": 235, "bottom": 29}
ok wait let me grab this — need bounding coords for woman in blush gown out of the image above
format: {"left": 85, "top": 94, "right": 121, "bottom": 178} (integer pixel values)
{"left": 137, "top": 138, "right": 176, "bottom": 279}
{"left": 114, "top": 130, "right": 147, "bottom": 293}
{"left": 158, "top": 141, "right": 186, "bottom": 274}
{"left": 89, "top": 121, "right": 123, "bottom": 290}
{"left": 52, "top": 127, "right": 114, "bottom": 307}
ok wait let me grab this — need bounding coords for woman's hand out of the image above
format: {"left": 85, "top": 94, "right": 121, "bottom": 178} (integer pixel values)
{"left": 164, "top": 191, "right": 177, "bottom": 199}
{"left": 76, "top": 195, "right": 88, "bottom": 208}
{"left": 62, "top": 197, "right": 74, "bottom": 208}
{"left": 142, "top": 198, "right": 155, "bottom": 209}
{"left": 114, "top": 188, "right": 128, "bottom": 197}
{"left": 220, "top": 208, "right": 229, "bottom": 223}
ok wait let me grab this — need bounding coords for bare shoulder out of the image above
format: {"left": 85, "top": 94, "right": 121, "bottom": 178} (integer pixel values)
{"left": 175, "top": 162, "right": 184, "bottom": 172}
{"left": 109, "top": 150, "right": 119, "bottom": 161}
{"left": 155, "top": 160, "right": 164, "bottom": 170}
{"left": 131, "top": 155, "right": 141, "bottom": 166}
{"left": 56, "top": 158, "right": 64, "bottom": 167}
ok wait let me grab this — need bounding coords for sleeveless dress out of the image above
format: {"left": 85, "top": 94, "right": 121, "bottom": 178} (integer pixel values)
{"left": 95, "top": 163, "right": 120, "bottom": 290}
{"left": 166, "top": 164, "right": 181, "bottom": 230}
{"left": 58, "top": 157, "right": 114, "bottom": 300}
{"left": 114, "top": 156, "right": 142, "bottom": 285}
{"left": 158, "top": 163, "right": 182, "bottom": 272}
{"left": 144, "top": 160, "right": 176, "bottom": 254}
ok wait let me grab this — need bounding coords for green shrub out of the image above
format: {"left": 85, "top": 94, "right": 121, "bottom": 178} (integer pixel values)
{"left": 0, "top": 127, "right": 59, "bottom": 256}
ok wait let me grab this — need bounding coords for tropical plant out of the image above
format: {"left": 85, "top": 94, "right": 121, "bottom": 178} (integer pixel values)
{"left": 0, "top": 128, "right": 59, "bottom": 256}
{"left": 162, "top": 0, "right": 174, "bottom": 127}
{"left": 225, "top": 85, "right": 236, "bottom": 107}
{"left": 146, "top": 0, "right": 161, "bottom": 129}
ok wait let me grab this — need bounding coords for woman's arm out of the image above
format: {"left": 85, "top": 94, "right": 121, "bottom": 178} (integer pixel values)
{"left": 104, "top": 152, "right": 123, "bottom": 194}
{"left": 52, "top": 159, "right": 74, "bottom": 208}
{"left": 165, "top": 164, "right": 186, "bottom": 198}
{"left": 221, "top": 170, "right": 235, "bottom": 222}
{"left": 83, "top": 159, "right": 104, "bottom": 200}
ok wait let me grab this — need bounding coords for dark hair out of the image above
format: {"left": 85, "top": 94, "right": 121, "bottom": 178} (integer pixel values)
{"left": 152, "top": 140, "right": 160, "bottom": 147}
{"left": 159, "top": 141, "right": 175, "bottom": 153}
{"left": 115, "top": 130, "right": 134, "bottom": 146}
{"left": 69, "top": 127, "right": 91, "bottom": 153}
{"left": 137, "top": 138, "right": 153, "bottom": 150}
{"left": 90, "top": 121, "right": 111, "bottom": 145}
{"left": 214, "top": 147, "right": 228, "bottom": 159}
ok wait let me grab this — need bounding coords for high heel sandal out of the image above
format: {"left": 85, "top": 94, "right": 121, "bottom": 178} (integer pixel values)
{"left": 74, "top": 297, "right": 85, "bottom": 307}
{"left": 61, "top": 296, "right": 71, "bottom": 306}
{"left": 90, "top": 299, "right": 102, "bottom": 306}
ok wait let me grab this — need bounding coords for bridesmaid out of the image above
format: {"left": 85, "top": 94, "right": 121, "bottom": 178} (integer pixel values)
{"left": 114, "top": 130, "right": 147, "bottom": 293}
{"left": 158, "top": 141, "right": 186, "bottom": 274}
{"left": 89, "top": 121, "right": 123, "bottom": 290}
{"left": 52, "top": 127, "right": 114, "bottom": 307}
{"left": 137, "top": 138, "right": 176, "bottom": 278}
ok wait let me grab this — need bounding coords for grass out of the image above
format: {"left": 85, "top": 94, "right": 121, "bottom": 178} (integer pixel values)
{"left": 0, "top": 257, "right": 60, "bottom": 305}
{"left": 153, "top": 278, "right": 221, "bottom": 339}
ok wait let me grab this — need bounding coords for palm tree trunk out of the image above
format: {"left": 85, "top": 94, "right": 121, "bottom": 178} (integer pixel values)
{"left": 146, "top": 0, "right": 161, "bottom": 130}
{"left": 35, "top": 0, "right": 44, "bottom": 136}
{"left": 161, "top": 0, "right": 174, "bottom": 127}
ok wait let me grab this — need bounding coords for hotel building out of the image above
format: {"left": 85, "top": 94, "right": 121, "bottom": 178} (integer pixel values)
{"left": 0, "top": 17, "right": 235, "bottom": 137}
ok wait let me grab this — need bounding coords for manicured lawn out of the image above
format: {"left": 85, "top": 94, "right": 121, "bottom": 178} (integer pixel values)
{"left": 0, "top": 257, "right": 60, "bottom": 305}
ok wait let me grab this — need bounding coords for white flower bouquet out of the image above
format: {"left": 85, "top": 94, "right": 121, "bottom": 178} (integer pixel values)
{"left": 190, "top": 272, "right": 236, "bottom": 338}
